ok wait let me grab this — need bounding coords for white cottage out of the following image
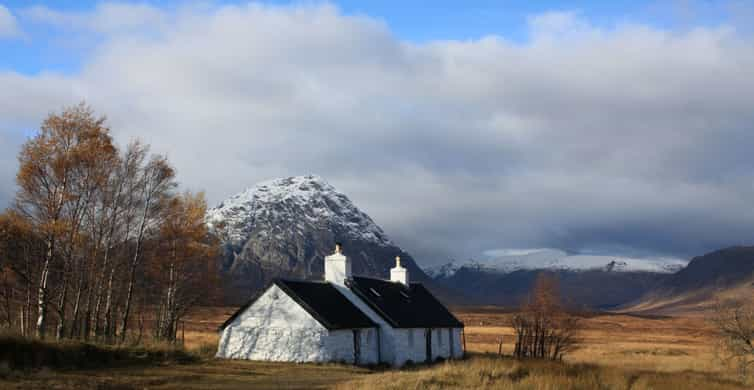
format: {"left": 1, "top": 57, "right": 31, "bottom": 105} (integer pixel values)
{"left": 216, "top": 244, "right": 465, "bottom": 366}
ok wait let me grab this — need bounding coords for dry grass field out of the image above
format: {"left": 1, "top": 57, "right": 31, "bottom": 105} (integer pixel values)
{"left": 1, "top": 359, "right": 371, "bottom": 389}
{"left": 1, "top": 306, "right": 749, "bottom": 389}
{"left": 335, "top": 355, "right": 746, "bottom": 390}
{"left": 454, "top": 307, "right": 728, "bottom": 375}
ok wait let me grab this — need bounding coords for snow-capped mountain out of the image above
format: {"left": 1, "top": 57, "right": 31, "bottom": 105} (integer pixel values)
{"left": 207, "top": 175, "right": 392, "bottom": 247}
{"left": 424, "top": 261, "right": 462, "bottom": 279}
{"left": 424, "top": 248, "right": 687, "bottom": 278}
{"left": 207, "top": 175, "right": 426, "bottom": 295}
{"left": 423, "top": 248, "right": 690, "bottom": 308}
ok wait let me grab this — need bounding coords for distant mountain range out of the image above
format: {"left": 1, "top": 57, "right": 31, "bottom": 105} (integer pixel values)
{"left": 423, "top": 249, "right": 690, "bottom": 308}
{"left": 206, "top": 175, "right": 754, "bottom": 310}
{"left": 425, "top": 249, "right": 687, "bottom": 278}
{"left": 433, "top": 246, "right": 754, "bottom": 311}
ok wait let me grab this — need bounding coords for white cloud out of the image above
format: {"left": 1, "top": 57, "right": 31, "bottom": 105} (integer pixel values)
{"left": 0, "top": 4, "right": 20, "bottom": 38}
{"left": 23, "top": 2, "right": 164, "bottom": 34}
{"left": 526, "top": 10, "right": 589, "bottom": 38}
{"left": 2, "top": 3, "right": 754, "bottom": 264}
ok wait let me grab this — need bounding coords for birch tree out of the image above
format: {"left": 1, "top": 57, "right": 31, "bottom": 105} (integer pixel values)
{"left": 119, "top": 154, "right": 176, "bottom": 342}
{"left": 0, "top": 211, "right": 43, "bottom": 336}
{"left": 153, "top": 192, "right": 218, "bottom": 341}
{"left": 15, "top": 103, "right": 116, "bottom": 339}
{"left": 2, "top": 103, "right": 221, "bottom": 344}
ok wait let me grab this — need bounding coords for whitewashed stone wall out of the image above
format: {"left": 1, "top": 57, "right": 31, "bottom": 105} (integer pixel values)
{"left": 393, "top": 328, "right": 428, "bottom": 364}
{"left": 216, "top": 285, "right": 367, "bottom": 363}
{"left": 217, "top": 326, "right": 328, "bottom": 362}
{"left": 428, "top": 328, "right": 463, "bottom": 360}
{"left": 226, "top": 285, "right": 322, "bottom": 329}
{"left": 324, "top": 328, "right": 379, "bottom": 365}
{"left": 332, "top": 285, "right": 398, "bottom": 364}
{"left": 358, "top": 328, "right": 379, "bottom": 364}
{"left": 321, "top": 330, "right": 356, "bottom": 363}
{"left": 451, "top": 328, "right": 464, "bottom": 359}
{"left": 390, "top": 327, "right": 464, "bottom": 364}
{"left": 333, "top": 284, "right": 465, "bottom": 366}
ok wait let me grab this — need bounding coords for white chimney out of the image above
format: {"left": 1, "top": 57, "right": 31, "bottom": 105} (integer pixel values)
{"left": 325, "top": 243, "right": 351, "bottom": 286}
{"left": 390, "top": 255, "right": 409, "bottom": 285}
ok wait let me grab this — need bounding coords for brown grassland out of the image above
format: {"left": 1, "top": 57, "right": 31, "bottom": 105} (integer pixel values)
{"left": 0, "top": 306, "right": 750, "bottom": 389}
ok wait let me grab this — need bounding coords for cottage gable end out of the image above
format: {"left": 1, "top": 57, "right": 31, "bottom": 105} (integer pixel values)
{"left": 229, "top": 284, "right": 325, "bottom": 331}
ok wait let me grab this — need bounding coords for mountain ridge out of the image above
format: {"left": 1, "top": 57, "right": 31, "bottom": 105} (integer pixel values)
{"left": 425, "top": 249, "right": 687, "bottom": 279}
{"left": 622, "top": 246, "right": 754, "bottom": 314}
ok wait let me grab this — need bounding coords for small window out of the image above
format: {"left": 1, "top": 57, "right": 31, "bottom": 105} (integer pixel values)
{"left": 369, "top": 288, "right": 381, "bottom": 297}
{"left": 408, "top": 329, "right": 414, "bottom": 347}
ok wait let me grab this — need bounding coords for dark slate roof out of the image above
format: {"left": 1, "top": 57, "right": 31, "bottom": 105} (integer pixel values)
{"left": 219, "top": 279, "right": 377, "bottom": 331}
{"left": 346, "top": 277, "right": 464, "bottom": 328}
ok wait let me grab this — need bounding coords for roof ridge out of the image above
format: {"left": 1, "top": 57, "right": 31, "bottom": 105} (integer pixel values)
{"left": 275, "top": 277, "right": 331, "bottom": 284}
{"left": 352, "top": 275, "right": 422, "bottom": 285}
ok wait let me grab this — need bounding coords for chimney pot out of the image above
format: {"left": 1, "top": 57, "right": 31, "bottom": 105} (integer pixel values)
{"left": 325, "top": 242, "right": 350, "bottom": 285}
{"left": 390, "top": 254, "right": 408, "bottom": 285}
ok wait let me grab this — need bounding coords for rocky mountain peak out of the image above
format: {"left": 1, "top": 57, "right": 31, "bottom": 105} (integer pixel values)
{"left": 207, "top": 175, "right": 392, "bottom": 246}
{"left": 207, "top": 175, "right": 425, "bottom": 297}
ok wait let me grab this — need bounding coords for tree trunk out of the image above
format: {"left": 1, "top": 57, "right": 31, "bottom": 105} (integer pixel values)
{"left": 93, "top": 249, "right": 113, "bottom": 338}
{"left": 82, "top": 278, "right": 94, "bottom": 340}
{"left": 119, "top": 266, "right": 136, "bottom": 344}
{"left": 1, "top": 275, "right": 12, "bottom": 328}
{"left": 70, "top": 277, "right": 84, "bottom": 339}
{"left": 92, "top": 195, "right": 121, "bottom": 340}
{"left": 164, "top": 257, "right": 176, "bottom": 341}
{"left": 56, "top": 271, "right": 69, "bottom": 340}
{"left": 35, "top": 238, "right": 53, "bottom": 339}
{"left": 101, "top": 265, "right": 117, "bottom": 341}
{"left": 23, "top": 279, "right": 31, "bottom": 336}
{"left": 118, "top": 190, "right": 151, "bottom": 343}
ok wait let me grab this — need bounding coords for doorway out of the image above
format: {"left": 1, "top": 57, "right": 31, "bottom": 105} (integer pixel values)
{"left": 353, "top": 330, "right": 361, "bottom": 364}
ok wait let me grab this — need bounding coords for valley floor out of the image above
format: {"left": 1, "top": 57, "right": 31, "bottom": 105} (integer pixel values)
{"left": 1, "top": 306, "right": 749, "bottom": 389}
{"left": 2, "top": 354, "right": 747, "bottom": 390}
{"left": 0, "top": 359, "right": 369, "bottom": 390}
{"left": 456, "top": 307, "right": 726, "bottom": 374}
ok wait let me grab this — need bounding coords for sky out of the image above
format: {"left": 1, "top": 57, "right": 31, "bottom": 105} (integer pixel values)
{"left": 2, "top": 1, "right": 754, "bottom": 266}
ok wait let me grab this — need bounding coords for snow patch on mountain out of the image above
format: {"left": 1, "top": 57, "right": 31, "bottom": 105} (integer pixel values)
{"left": 424, "top": 261, "right": 462, "bottom": 279}
{"left": 206, "top": 175, "right": 392, "bottom": 246}
{"left": 425, "top": 248, "right": 688, "bottom": 278}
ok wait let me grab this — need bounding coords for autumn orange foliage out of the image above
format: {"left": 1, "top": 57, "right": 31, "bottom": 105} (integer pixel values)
{"left": 0, "top": 103, "right": 221, "bottom": 344}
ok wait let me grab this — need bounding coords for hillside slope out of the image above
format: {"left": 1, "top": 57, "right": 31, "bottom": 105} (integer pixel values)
{"left": 624, "top": 246, "right": 754, "bottom": 315}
